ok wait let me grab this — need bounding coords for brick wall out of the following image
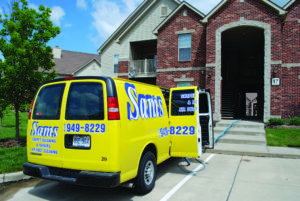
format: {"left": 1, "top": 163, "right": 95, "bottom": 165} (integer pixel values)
{"left": 157, "top": 5, "right": 206, "bottom": 88}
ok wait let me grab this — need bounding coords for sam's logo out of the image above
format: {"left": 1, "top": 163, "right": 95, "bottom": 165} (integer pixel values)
{"left": 125, "top": 83, "right": 164, "bottom": 120}
{"left": 30, "top": 121, "right": 59, "bottom": 138}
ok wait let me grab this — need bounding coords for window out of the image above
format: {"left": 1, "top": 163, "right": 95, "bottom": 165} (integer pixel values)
{"left": 171, "top": 89, "right": 195, "bottom": 116}
{"left": 114, "top": 54, "right": 119, "bottom": 73}
{"left": 177, "top": 82, "right": 191, "bottom": 87}
{"left": 33, "top": 84, "right": 65, "bottom": 120}
{"left": 66, "top": 82, "right": 104, "bottom": 120}
{"left": 178, "top": 34, "right": 191, "bottom": 61}
{"left": 161, "top": 6, "right": 167, "bottom": 16}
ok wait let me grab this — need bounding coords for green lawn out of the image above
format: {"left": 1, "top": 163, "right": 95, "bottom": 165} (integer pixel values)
{"left": 266, "top": 128, "right": 300, "bottom": 147}
{"left": 0, "top": 111, "right": 28, "bottom": 174}
{"left": 0, "top": 146, "right": 27, "bottom": 174}
{"left": 0, "top": 112, "right": 28, "bottom": 140}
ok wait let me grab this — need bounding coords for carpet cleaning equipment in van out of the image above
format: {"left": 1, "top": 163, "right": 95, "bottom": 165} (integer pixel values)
{"left": 23, "top": 76, "right": 214, "bottom": 194}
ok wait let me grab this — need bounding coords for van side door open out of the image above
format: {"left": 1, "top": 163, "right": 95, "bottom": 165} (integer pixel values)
{"left": 169, "top": 87, "right": 214, "bottom": 158}
{"left": 169, "top": 87, "right": 201, "bottom": 158}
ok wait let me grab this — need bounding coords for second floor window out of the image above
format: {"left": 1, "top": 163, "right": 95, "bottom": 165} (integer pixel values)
{"left": 178, "top": 34, "right": 191, "bottom": 61}
{"left": 114, "top": 54, "right": 119, "bottom": 73}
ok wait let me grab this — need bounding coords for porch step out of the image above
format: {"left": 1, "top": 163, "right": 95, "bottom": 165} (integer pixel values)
{"left": 217, "top": 134, "right": 266, "bottom": 145}
{"left": 214, "top": 127, "right": 265, "bottom": 136}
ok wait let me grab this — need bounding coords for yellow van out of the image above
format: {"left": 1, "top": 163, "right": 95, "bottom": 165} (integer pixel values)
{"left": 23, "top": 76, "right": 213, "bottom": 194}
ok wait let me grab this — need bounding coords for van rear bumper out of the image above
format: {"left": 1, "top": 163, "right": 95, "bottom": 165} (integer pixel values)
{"left": 23, "top": 162, "right": 120, "bottom": 188}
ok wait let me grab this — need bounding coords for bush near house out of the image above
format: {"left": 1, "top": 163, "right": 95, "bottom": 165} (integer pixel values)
{"left": 266, "top": 118, "right": 287, "bottom": 126}
{"left": 288, "top": 117, "right": 300, "bottom": 126}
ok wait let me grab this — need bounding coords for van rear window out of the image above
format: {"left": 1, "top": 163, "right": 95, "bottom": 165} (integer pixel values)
{"left": 66, "top": 82, "right": 104, "bottom": 120}
{"left": 33, "top": 84, "right": 65, "bottom": 120}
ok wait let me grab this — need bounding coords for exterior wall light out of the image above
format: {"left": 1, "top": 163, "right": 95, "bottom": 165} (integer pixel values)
{"left": 273, "top": 66, "right": 278, "bottom": 75}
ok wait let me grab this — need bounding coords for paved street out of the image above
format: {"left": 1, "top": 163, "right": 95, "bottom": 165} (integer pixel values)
{"left": 1, "top": 153, "right": 300, "bottom": 201}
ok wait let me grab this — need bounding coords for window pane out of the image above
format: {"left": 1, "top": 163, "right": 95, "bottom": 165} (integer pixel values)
{"left": 171, "top": 89, "right": 195, "bottom": 116}
{"left": 66, "top": 82, "right": 104, "bottom": 120}
{"left": 33, "top": 84, "right": 65, "bottom": 120}
{"left": 179, "top": 48, "right": 191, "bottom": 61}
{"left": 179, "top": 34, "right": 191, "bottom": 48}
{"left": 177, "top": 82, "right": 191, "bottom": 87}
{"left": 199, "top": 93, "right": 209, "bottom": 113}
{"left": 114, "top": 54, "right": 119, "bottom": 73}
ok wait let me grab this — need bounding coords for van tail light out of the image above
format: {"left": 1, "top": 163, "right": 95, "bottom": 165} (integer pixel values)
{"left": 28, "top": 100, "right": 34, "bottom": 119}
{"left": 107, "top": 97, "right": 120, "bottom": 120}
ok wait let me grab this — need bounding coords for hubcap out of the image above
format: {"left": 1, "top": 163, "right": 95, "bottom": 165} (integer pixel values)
{"left": 144, "top": 160, "right": 154, "bottom": 185}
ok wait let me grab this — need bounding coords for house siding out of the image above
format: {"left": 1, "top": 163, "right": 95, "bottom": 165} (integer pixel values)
{"left": 75, "top": 61, "right": 102, "bottom": 76}
{"left": 100, "top": 0, "right": 179, "bottom": 77}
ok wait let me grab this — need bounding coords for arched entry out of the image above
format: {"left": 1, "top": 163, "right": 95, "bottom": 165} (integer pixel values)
{"left": 221, "top": 26, "right": 264, "bottom": 120}
{"left": 214, "top": 20, "right": 271, "bottom": 122}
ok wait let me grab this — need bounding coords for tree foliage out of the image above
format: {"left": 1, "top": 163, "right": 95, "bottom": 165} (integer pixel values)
{"left": 0, "top": 0, "right": 60, "bottom": 139}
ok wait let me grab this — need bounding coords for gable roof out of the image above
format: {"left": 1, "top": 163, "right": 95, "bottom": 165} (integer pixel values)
{"left": 97, "top": 0, "right": 181, "bottom": 54}
{"left": 54, "top": 50, "right": 101, "bottom": 75}
{"left": 284, "top": 0, "right": 297, "bottom": 9}
{"left": 202, "top": 0, "right": 287, "bottom": 23}
{"left": 153, "top": 1, "right": 205, "bottom": 34}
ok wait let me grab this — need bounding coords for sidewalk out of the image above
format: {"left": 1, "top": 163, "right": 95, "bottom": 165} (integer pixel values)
{"left": 0, "top": 171, "right": 31, "bottom": 184}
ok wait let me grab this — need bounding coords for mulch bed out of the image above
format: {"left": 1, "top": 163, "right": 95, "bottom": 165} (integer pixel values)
{"left": 0, "top": 139, "right": 26, "bottom": 148}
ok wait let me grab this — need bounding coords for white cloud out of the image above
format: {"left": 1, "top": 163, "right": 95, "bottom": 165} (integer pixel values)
{"left": 77, "top": 0, "right": 88, "bottom": 10}
{"left": 91, "top": 0, "right": 141, "bottom": 42}
{"left": 28, "top": 3, "right": 39, "bottom": 11}
{"left": 65, "top": 23, "right": 72, "bottom": 28}
{"left": 50, "top": 6, "right": 65, "bottom": 27}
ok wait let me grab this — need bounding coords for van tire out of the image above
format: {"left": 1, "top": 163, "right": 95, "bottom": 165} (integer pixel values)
{"left": 134, "top": 152, "right": 157, "bottom": 194}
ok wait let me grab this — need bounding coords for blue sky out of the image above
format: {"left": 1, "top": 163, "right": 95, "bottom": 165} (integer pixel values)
{"left": 0, "top": 0, "right": 290, "bottom": 56}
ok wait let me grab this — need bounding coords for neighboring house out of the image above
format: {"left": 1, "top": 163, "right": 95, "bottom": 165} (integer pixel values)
{"left": 98, "top": 0, "right": 300, "bottom": 122}
{"left": 53, "top": 46, "right": 101, "bottom": 77}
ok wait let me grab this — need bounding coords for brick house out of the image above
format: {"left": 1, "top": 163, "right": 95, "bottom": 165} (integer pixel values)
{"left": 97, "top": 0, "right": 300, "bottom": 122}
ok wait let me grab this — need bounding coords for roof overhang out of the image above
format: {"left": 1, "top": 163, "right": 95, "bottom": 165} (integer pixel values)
{"left": 97, "top": 0, "right": 181, "bottom": 54}
{"left": 72, "top": 58, "right": 101, "bottom": 75}
{"left": 153, "top": 1, "right": 205, "bottom": 35}
{"left": 283, "top": 0, "right": 296, "bottom": 9}
{"left": 202, "top": 0, "right": 287, "bottom": 24}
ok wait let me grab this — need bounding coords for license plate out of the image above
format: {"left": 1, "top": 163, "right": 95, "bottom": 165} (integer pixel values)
{"left": 72, "top": 135, "right": 91, "bottom": 148}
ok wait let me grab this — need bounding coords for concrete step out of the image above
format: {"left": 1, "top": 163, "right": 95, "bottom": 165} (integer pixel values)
{"left": 217, "top": 134, "right": 266, "bottom": 145}
{"left": 205, "top": 143, "right": 300, "bottom": 159}
{"left": 214, "top": 127, "right": 265, "bottom": 136}
{"left": 216, "top": 120, "right": 264, "bottom": 129}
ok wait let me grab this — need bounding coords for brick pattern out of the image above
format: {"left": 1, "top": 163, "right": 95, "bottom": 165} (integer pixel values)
{"left": 157, "top": 5, "right": 206, "bottom": 88}
{"left": 154, "top": 0, "right": 300, "bottom": 119}
{"left": 118, "top": 61, "right": 129, "bottom": 74}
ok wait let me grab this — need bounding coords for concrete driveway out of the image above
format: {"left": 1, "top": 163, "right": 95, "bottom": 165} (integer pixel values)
{"left": 1, "top": 153, "right": 300, "bottom": 201}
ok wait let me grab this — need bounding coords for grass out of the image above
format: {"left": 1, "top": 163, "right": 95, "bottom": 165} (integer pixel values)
{"left": 266, "top": 128, "right": 300, "bottom": 147}
{"left": 0, "top": 111, "right": 28, "bottom": 174}
{"left": 0, "top": 146, "right": 27, "bottom": 174}
{"left": 0, "top": 112, "right": 28, "bottom": 140}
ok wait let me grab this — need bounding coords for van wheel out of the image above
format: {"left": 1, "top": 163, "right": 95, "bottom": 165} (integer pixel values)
{"left": 134, "top": 152, "right": 157, "bottom": 194}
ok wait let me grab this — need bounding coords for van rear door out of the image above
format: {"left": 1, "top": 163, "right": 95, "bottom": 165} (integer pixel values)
{"left": 198, "top": 89, "right": 214, "bottom": 149}
{"left": 169, "top": 87, "right": 202, "bottom": 158}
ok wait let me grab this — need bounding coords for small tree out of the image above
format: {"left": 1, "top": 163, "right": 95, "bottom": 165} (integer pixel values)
{"left": 0, "top": 0, "right": 60, "bottom": 139}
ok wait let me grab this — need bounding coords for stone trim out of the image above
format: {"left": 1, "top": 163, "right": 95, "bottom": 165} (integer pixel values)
{"left": 206, "top": 63, "right": 216, "bottom": 67}
{"left": 271, "top": 60, "right": 282, "bottom": 64}
{"left": 157, "top": 67, "right": 205, "bottom": 72}
{"left": 119, "top": 57, "right": 129, "bottom": 62}
{"left": 282, "top": 63, "right": 300, "bottom": 68}
{"left": 215, "top": 20, "right": 271, "bottom": 122}
{"left": 175, "top": 29, "right": 195, "bottom": 35}
{"left": 174, "top": 77, "right": 194, "bottom": 82}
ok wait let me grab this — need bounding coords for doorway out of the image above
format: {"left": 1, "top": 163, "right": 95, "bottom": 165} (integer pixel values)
{"left": 221, "top": 26, "right": 264, "bottom": 120}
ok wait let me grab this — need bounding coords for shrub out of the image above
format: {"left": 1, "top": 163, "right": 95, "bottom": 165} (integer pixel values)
{"left": 288, "top": 117, "right": 300, "bottom": 125}
{"left": 267, "top": 118, "right": 286, "bottom": 126}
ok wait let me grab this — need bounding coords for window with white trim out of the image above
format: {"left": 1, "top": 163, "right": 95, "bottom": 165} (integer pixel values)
{"left": 114, "top": 54, "right": 119, "bottom": 73}
{"left": 178, "top": 34, "right": 191, "bottom": 61}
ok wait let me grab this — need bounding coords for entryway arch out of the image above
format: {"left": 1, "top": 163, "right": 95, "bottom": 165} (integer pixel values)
{"left": 214, "top": 20, "right": 271, "bottom": 122}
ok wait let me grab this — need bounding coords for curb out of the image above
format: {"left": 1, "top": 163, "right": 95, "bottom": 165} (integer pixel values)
{"left": 0, "top": 171, "right": 32, "bottom": 184}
